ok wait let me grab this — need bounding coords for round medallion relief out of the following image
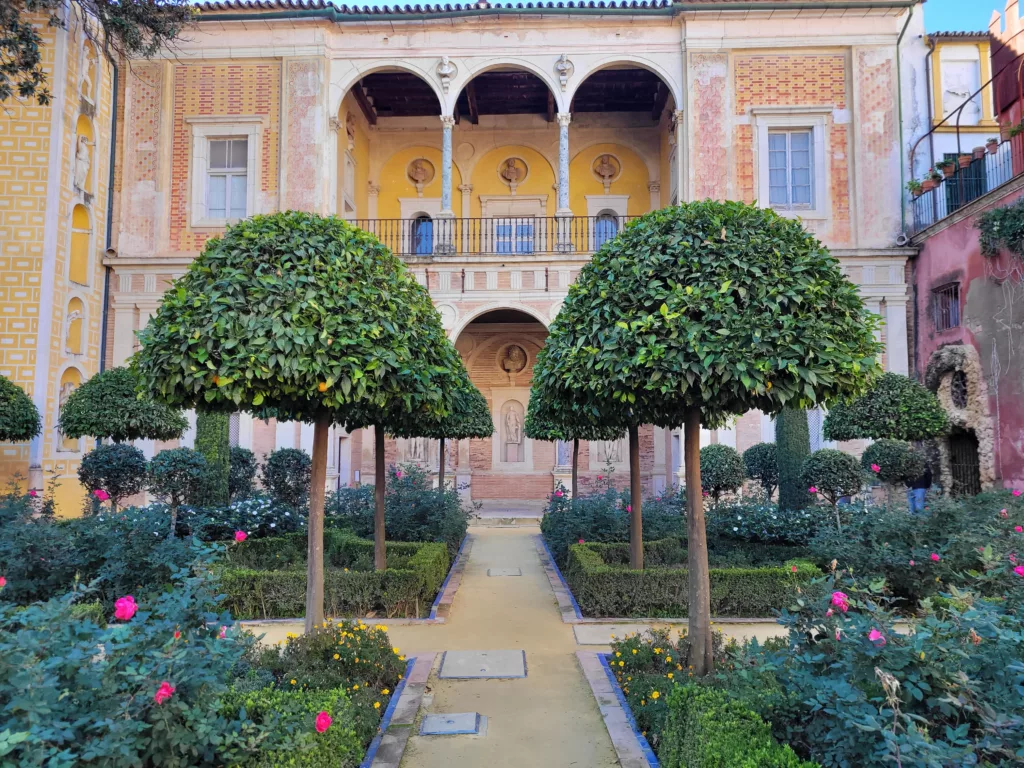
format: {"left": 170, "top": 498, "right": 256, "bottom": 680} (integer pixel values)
{"left": 498, "top": 157, "right": 528, "bottom": 187}
{"left": 437, "top": 303, "right": 458, "bottom": 331}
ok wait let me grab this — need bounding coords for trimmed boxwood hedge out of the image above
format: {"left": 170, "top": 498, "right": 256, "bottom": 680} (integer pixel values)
{"left": 565, "top": 539, "right": 818, "bottom": 618}
{"left": 659, "top": 685, "right": 819, "bottom": 768}
{"left": 221, "top": 530, "right": 448, "bottom": 619}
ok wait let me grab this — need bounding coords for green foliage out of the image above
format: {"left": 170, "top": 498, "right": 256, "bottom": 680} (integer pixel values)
{"left": 187, "top": 495, "right": 307, "bottom": 542}
{"left": 135, "top": 212, "right": 461, "bottom": 431}
{"left": 195, "top": 412, "right": 230, "bottom": 504}
{"left": 722, "top": 572, "right": 1024, "bottom": 767}
{"left": 742, "top": 442, "right": 778, "bottom": 498}
{"left": 860, "top": 439, "right": 926, "bottom": 486}
{"left": 533, "top": 201, "right": 880, "bottom": 432}
{"left": 386, "top": 362, "right": 493, "bottom": 441}
{"left": 0, "top": 374, "right": 40, "bottom": 442}
{"left": 229, "top": 446, "right": 258, "bottom": 501}
{"left": 540, "top": 483, "right": 685, "bottom": 565}
{"left": 0, "top": 560, "right": 308, "bottom": 767}
{"left": 149, "top": 448, "right": 209, "bottom": 509}
{"left": 57, "top": 367, "right": 187, "bottom": 442}
{"left": 77, "top": 442, "right": 147, "bottom": 507}
{"left": 776, "top": 408, "right": 811, "bottom": 511}
{"left": 261, "top": 448, "right": 312, "bottom": 510}
{"left": 801, "top": 449, "right": 862, "bottom": 509}
{"left": 327, "top": 463, "right": 469, "bottom": 557}
{"left": 659, "top": 685, "right": 818, "bottom": 768}
{"left": 221, "top": 531, "right": 448, "bottom": 619}
{"left": 977, "top": 195, "right": 1024, "bottom": 258}
{"left": 823, "top": 373, "right": 949, "bottom": 441}
{"left": 525, "top": 370, "right": 624, "bottom": 443}
{"left": 699, "top": 444, "right": 745, "bottom": 501}
{"left": 565, "top": 539, "right": 818, "bottom": 618}
{"left": 705, "top": 500, "right": 829, "bottom": 547}
{"left": 1, "top": 0, "right": 195, "bottom": 105}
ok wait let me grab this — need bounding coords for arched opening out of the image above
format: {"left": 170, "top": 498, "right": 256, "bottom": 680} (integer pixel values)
{"left": 949, "top": 427, "right": 982, "bottom": 496}
{"left": 57, "top": 367, "right": 83, "bottom": 452}
{"left": 65, "top": 297, "right": 84, "bottom": 355}
{"left": 411, "top": 213, "right": 433, "bottom": 255}
{"left": 455, "top": 67, "right": 560, "bottom": 124}
{"left": 74, "top": 115, "right": 94, "bottom": 195}
{"left": 570, "top": 64, "right": 676, "bottom": 122}
{"left": 594, "top": 210, "right": 620, "bottom": 249}
{"left": 69, "top": 204, "right": 91, "bottom": 285}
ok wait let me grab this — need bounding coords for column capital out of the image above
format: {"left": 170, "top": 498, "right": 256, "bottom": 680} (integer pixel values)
{"left": 440, "top": 114, "right": 456, "bottom": 128}
{"left": 672, "top": 109, "right": 684, "bottom": 121}
{"left": 648, "top": 181, "right": 661, "bottom": 193}
{"left": 458, "top": 183, "right": 473, "bottom": 193}
{"left": 556, "top": 112, "right": 572, "bottom": 127}
{"left": 367, "top": 182, "right": 380, "bottom": 197}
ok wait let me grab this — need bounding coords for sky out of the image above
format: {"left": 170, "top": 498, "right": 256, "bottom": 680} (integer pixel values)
{"left": 924, "top": 0, "right": 1005, "bottom": 34}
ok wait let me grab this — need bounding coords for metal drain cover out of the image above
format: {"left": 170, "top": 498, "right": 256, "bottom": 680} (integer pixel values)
{"left": 439, "top": 650, "right": 527, "bottom": 679}
{"left": 420, "top": 713, "right": 483, "bottom": 735}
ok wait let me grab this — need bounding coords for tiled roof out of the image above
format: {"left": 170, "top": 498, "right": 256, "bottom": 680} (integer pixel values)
{"left": 928, "top": 30, "right": 990, "bottom": 38}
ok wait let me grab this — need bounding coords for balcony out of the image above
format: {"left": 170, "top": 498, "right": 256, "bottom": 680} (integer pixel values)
{"left": 351, "top": 215, "right": 636, "bottom": 258}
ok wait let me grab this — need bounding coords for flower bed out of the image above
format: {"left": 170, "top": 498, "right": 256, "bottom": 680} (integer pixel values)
{"left": 221, "top": 529, "right": 449, "bottom": 619}
{"left": 565, "top": 539, "right": 818, "bottom": 618}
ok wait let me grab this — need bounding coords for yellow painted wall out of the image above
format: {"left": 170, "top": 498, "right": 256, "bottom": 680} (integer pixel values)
{"left": 337, "top": 93, "right": 371, "bottom": 218}
{"left": 469, "top": 146, "right": 554, "bottom": 217}
{"left": 378, "top": 146, "right": 463, "bottom": 218}
{"left": 660, "top": 119, "right": 672, "bottom": 206}
{"left": 568, "top": 143, "right": 651, "bottom": 216}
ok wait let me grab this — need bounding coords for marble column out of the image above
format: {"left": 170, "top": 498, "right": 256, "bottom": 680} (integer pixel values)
{"left": 440, "top": 115, "right": 455, "bottom": 214}
{"left": 885, "top": 298, "right": 910, "bottom": 374}
{"left": 674, "top": 109, "right": 685, "bottom": 204}
{"left": 556, "top": 112, "right": 573, "bottom": 252}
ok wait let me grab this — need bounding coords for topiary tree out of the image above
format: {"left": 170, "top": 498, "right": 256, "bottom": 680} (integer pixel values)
{"left": 195, "top": 412, "right": 230, "bottom": 505}
{"left": 824, "top": 373, "right": 949, "bottom": 442}
{"left": 260, "top": 448, "right": 312, "bottom": 510}
{"left": 148, "top": 448, "right": 208, "bottom": 532}
{"left": 801, "top": 449, "right": 862, "bottom": 532}
{"left": 0, "top": 374, "right": 40, "bottom": 443}
{"left": 776, "top": 408, "right": 811, "bottom": 511}
{"left": 533, "top": 201, "right": 880, "bottom": 675}
{"left": 742, "top": 442, "right": 778, "bottom": 498}
{"left": 57, "top": 367, "right": 187, "bottom": 443}
{"left": 699, "top": 444, "right": 744, "bottom": 502}
{"left": 861, "top": 439, "right": 926, "bottom": 503}
{"left": 78, "top": 443, "right": 147, "bottom": 511}
{"left": 229, "top": 447, "right": 258, "bottom": 501}
{"left": 135, "top": 212, "right": 460, "bottom": 632}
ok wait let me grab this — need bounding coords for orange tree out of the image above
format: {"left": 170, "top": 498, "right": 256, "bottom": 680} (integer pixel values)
{"left": 135, "top": 212, "right": 460, "bottom": 633}
{"left": 0, "top": 374, "right": 40, "bottom": 443}
{"left": 534, "top": 201, "right": 881, "bottom": 675}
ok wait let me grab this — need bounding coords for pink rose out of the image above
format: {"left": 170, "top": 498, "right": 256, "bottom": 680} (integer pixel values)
{"left": 826, "top": 608, "right": 834, "bottom": 617}
{"left": 1014, "top": 489, "right": 1022, "bottom": 497}
{"left": 234, "top": 530, "right": 248, "bottom": 543}
{"left": 315, "top": 711, "right": 332, "bottom": 733}
{"left": 868, "top": 628, "right": 886, "bottom": 646}
{"left": 93, "top": 489, "right": 110, "bottom": 501}
{"left": 626, "top": 505, "right": 632, "bottom": 513}
{"left": 173, "top": 630, "right": 181, "bottom": 640}
{"left": 1014, "top": 565, "right": 1024, "bottom": 577}
{"left": 808, "top": 486, "right": 818, "bottom": 494}
{"left": 930, "top": 553, "right": 940, "bottom": 562}
{"left": 578, "top": 538, "right": 585, "bottom": 544}
{"left": 791, "top": 565, "right": 798, "bottom": 573}
{"left": 871, "top": 464, "right": 881, "bottom": 473}
{"left": 909, "top": 560, "right": 915, "bottom": 566}
{"left": 835, "top": 629, "right": 841, "bottom": 641}
{"left": 1016, "top": 526, "right": 1023, "bottom": 534}
{"left": 1001, "top": 509, "right": 1009, "bottom": 518}
{"left": 555, "top": 490, "right": 563, "bottom": 497}
{"left": 114, "top": 595, "right": 137, "bottom": 621}
{"left": 0, "top": 576, "right": 5, "bottom": 589}
{"left": 395, "top": 469, "right": 403, "bottom": 479}
{"left": 28, "top": 490, "right": 37, "bottom": 498}
{"left": 154, "top": 681, "right": 175, "bottom": 705}
{"left": 218, "top": 625, "right": 228, "bottom": 639}
{"left": 597, "top": 475, "right": 603, "bottom": 480}
{"left": 831, "top": 591, "right": 849, "bottom": 613}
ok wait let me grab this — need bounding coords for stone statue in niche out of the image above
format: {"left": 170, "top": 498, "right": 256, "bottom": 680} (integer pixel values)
{"left": 594, "top": 154, "right": 618, "bottom": 193}
{"left": 407, "top": 437, "right": 427, "bottom": 463}
{"left": 74, "top": 134, "right": 92, "bottom": 192}
{"left": 64, "top": 310, "right": 83, "bottom": 355}
{"left": 501, "top": 344, "right": 527, "bottom": 373}
{"left": 500, "top": 158, "right": 525, "bottom": 194}
{"left": 556, "top": 439, "right": 572, "bottom": 467}
{"left": 503, "top": 401, "right": 524, "bottom": 462}
{"left": 597, "top": 438, "right": 622, "bottom": 464}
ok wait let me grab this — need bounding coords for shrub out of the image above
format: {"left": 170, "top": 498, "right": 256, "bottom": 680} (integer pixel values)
{"left": 800, "top": 449, "right": 861, "bottom": 525}
{"left": 221, "top": 530, "right": 449, "bottom": 619}
{"left": 261, "top": 448, "right": 312, "bottom": 510}
{"left": 0, "top": 373, "right": 40, "bottom": 442}
{"left": 78, "top": 442, "right": 148, "bottom": 509}
{"left": 743, "top": 443, "right": 778, "bottom": 498}
{"left": 700, "top": 444, "right": 745, "bottom": 502}
{"left": 706, "top": 500, "right": 829, "bottom": 547}
{"left": 150, "top": 447, "right": 209, "bottom": 510}
{"left": 540, "top": 483, "right": 685, "bottom": 566}
{"left": 721, "top": 572, "right": 1024, "bottom": 767}
{"left": 823, "top": 372, "right": 949, "bottom": 441}
{"left": 564, "top": 539, "right": 818, "bottom": 618}
{"left": 229, "top": 446, "right": 258, "bottom": 500}
{"left": 327, "top": 463, "right": 469, "bottom": 557}
{"left": 659, "top": 685, "right": 818, "bottom": 768}
{"left": 189, "top": 494, "right": 306, "bottom": 541}
{"left": 776, "top": 409, "right": 811, "bottom": 511}
{"left": 860, "top": 438, "right": 926, "bottom": 487}
{"left": 195, "top": 412, "right": 231, "bottom": 505}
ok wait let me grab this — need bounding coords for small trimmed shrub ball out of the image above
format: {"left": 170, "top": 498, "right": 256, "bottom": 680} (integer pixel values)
{"left": 742, "top": 442, "right": 778, "bottom": 498}
{"left": 0, "top": 374, "right": 41, "bottom": 442}
{"left": 861, "top": 439, "right": 926, "bottom": 487}
{"left": 149, "top": 448, "right": 208, "bottom": 512}
{"left": 801, "top": 448, "right": 862, "bottom": 514}
{"left": 229, "top": 447, "right": 258, "bottom": 501}
{"left": 261, "top": 448, "right": 312, "bottom": 509}
{"left": 78, "top": 443, "right": 148, "bottom": 510}
{"left": 700, "top": 444, "right": 745, "bottom": 502}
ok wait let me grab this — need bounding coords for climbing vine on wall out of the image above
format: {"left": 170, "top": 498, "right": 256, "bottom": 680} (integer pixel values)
{"left": 977, "top": 197, "right": 1024, "bottom": 258}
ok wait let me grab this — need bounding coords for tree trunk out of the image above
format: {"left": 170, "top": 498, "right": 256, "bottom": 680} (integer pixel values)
{"left": 685, "top": 407, "right": 714, "bottom": 676}
{"left": 374, "top": 425, "right": 386, "bottom": 571}
{"left": 571, "top": 438, "right": 579, "bottom": 499}
{"left": 438, "top": 437, "right": 446, "bottom": 492}
{"left": 304, "top": 413, "right": 330, "bottom": 634}
{"left": 628, "top": 424, "right": 643, "bottom": 570}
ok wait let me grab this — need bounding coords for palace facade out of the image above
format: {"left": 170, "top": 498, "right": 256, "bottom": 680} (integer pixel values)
{"left": 1, "top": 0, "right": 926, "bottom": 513}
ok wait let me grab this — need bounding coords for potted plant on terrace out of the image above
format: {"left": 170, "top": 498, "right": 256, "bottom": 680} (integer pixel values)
{"left": 972, "top": 146, "right": 986, "bottom": 160}
{"left": 935, "top": 159, "right": 954, "bottom": 178}
{"left": 906, "top": 179, "right": 923, "bottom": 198}
{"left": 1000, "top": 121, "right": 1012, "bottom": 142}
{"left": 958, "top": 153, "right": 974, "bottom": 169}
{"left": 987, "top": 137, "right": 999, "bottom": 154}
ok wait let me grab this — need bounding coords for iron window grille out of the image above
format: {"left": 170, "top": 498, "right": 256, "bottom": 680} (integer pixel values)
{"left": 932, "top": 283, "right": 961, "bottom": 331}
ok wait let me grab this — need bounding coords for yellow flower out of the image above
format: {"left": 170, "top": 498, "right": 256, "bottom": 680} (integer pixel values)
{"left": 667, "top": 673, "right": 674, "bottom": 679}
{"left": 334, "top": 654, "right": 340, "bottom": 660}
{"left": 640, "top": 700, "right": 646, "bottom": 706}
{"left": 382, "top": 688, "right": 390, "bottom": 695}
{"left": 353, "top": 684, "right": 359, "bottom": 691}
{"left": 651, "top": 691, "right": 660, "bottom": 699}
{"left": 665, "top": 656, "right": 672, "bottom": 663}
{"left": 632, "top": 649, "right": 637, "bottom": 655}
{"left": 290, "top": 679, "right": 296, "bottom": 685}
{"left": 373, "top": 701, "right": 381, "bottom": 709}
{"left": 618, "top": 661, "right": 625, "bottom": 667}
{"left": 653, "top": 648, "right": 661, "bottom": 654}
{"left": 393, "top": 647, "right": 401, "bottom": 655}
{"left": 615, "top": 652, "right": 621, "bottom": 658}
{"left": 399, "top": 656, "right": 406, "bottom": 661}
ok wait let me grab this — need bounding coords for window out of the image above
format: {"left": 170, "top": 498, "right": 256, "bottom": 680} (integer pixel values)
{"left": 495, "top": 218, "right": 535, "bottom": 255}
{"left": 933, "top": 283, "right": 961, "bottom": 331}
{"left": 768, "top": 130, "right": 813, "bottom": 209}
{"left": 411, "top": 215, "right": 433, "bottom": 256}
{"left": 206, "top": 138, "right": 248, "bottom": 220}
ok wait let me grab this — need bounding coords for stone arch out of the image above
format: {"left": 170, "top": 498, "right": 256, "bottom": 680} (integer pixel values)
{"left": 567, "top": 55, "right": 682, "bottom": 111}
{"left": 449, "top": 302, "right": 550, "bottom": 342}
{"left": 64, "top": 296, "right": 86, "bottom": 356}
{"left": 330, "top": 62, "right": 444, "bottom": 119}
{"left": 453, "top": 59, "right": 566, "bottom": 115}
{"left": 69, "top": 204, "right": 91, "bottom": 285}
{"left": 925, "top": 344, "right": 997, "bottom": 492}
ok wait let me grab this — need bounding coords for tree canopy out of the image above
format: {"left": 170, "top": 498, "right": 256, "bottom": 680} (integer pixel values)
{"left": 58, "top": 367, "right": 187, "bottom": 443}
{"left": 2, "top": 0, "right": 194, "bottom": 104}
{"left": 823, "top": 372, "right": 949, "bottom": 442}
{"left": 381, "top": 361, "right": 493, "bottom": 442}
{"left": 0, "top": 375, "right": 41, "bottom": 443}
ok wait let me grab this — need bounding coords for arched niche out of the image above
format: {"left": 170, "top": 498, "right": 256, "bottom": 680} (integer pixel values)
{"left": 69, "top": 204, "right": 91, "bottom": 285}
{"left": 57, "top": 367, "right": 83, "bottom": 452}
{"left": 74, "top": 114, "right": 95, "bottom": 194}
{"left": 65, "top": 297, "right": 85, "bottom": 355}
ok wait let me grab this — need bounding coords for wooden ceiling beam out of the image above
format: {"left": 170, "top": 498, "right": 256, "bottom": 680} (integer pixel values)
{"left": 652, "top": 81, "right": 670, "bottom": 122}
{"left": 353, "top": 80, "right": 377, "bottom": 126}
{"left": 546, "top": 90, "right": 555, "bottom": 123}
{"left": 466, "top": 81, "right": 479, "bottom": 124}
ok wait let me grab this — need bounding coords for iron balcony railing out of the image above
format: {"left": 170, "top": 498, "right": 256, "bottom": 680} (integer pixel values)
{"left": 910, "top": 134, "right": 1023, "bottom": 235}
{"left": 350, "top": 215, "right": 637, "bottom": 257}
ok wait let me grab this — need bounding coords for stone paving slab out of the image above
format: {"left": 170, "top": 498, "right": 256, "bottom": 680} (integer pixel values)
{"left": 438, "top": 650, "right": 527, "bottom": 679}
{"left": 486, "top": 567, "right": 522, "bottom": 577}
{"left": 420, "top": 713, "right": 483, "bottom": 736}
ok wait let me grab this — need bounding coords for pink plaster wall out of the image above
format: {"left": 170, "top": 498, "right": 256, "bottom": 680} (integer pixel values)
{"left": 691, "top": 53, "right": 729, "bottom": 201}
